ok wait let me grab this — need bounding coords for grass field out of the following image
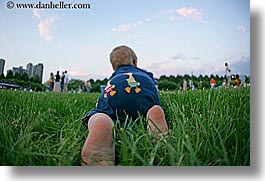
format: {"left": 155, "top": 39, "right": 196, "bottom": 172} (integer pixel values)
{"left": 0, "top": 88, "right": 250, "bottom": 166}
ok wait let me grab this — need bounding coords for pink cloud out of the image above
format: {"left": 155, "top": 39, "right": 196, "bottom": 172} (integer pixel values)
{"left": 69, "top": 70, "right": 88, "bottom": 77}
{"left": 176, "top": 7, "right": 206, "bottom": 23}
{"left": 38, "top": 16, "right": 57, "bottom": 42}
{"left": 68, "top": 70, "right": 110, "bottom": 80}
{"left": 110, "top": 7, "right": 207, "bottom": 34}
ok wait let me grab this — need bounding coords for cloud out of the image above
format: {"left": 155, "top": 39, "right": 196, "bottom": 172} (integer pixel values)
{"left": 67, "top": 70, "right": 111, "bottom": 81}
{"left": 237, "top": 25, "right": 246, "bottom": 32}
{"left": 111, "top": 24, "right": 136, "bottom": 33}
{"left": 69, "top": 70, "right": 88, "bottom": 77}
{"left": 176, "top": 7, "right": 207, "bottom": 23}
{"left": 33, "top": 9, "right": 41, "bottom": 18}
{"left": 169, "top": 16, "right": 181, "bottom": 21}
{"left": 145, "top": 54, "right": 202, "bottom": 77}
{"left": 171, "top": 54, "right": 184, "bottom": 60}
{"left": 210, "top": 56, "right": 250, "bottom": 76}
{"left": 229, "top": 56, "right": 250, "bottom": 75}
{"left": 110, "top": 15, "right": 159, "bottom": 34}
{"left": 111, "top": 11, "right": 162, "bottom": 34}
{"left": 38, "top": 16, "right": 57, "bottom": 42}
{"left": 111, "top": 6, "right": 207, "bottom": 34}
{"left": 33, "top": 9, "right": 58, "bottom": 43}
{"left": 111, "top": 20, "right": 147, "bottom": 34}
{"left": 171, "top": 54, "right": 199, "bottom": 61}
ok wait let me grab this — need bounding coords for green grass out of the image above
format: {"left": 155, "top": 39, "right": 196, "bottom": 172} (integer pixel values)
{"left": 0, "top": 88, "right": 250, "bottom": 166}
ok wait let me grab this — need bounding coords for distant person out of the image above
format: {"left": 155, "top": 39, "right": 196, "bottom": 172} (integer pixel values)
{"left": 183, "top": 79, "right": 187, "bottom": 91}
{"left": 189, "top": 79, "right": 193, "bottom": 90}
{"left": 240, "top": 75, "right": 246, "bottom": 87}
{"left": 60, "top": 71, "right": 65, "bottom": 91}
{"left": 27, "top": 80, "right": 31, "bottom": 91}
{"left": 53, "top": 71, "right": 61, "bottom": 92}
{"left": 191, "top": 84, "right": 195, "bottom": 91}
{"left": 63, "top": 70, "right": 69, "bottom": 93}
{"left": 78, "top": 81, "right": 85, "bottom": 93}
{"left": 81, "top": 45, "right": 168, "bottom": 166}
{"left": 85, "top": 80, "right": 92, "bottom": 93}
{"left": 225, "top": 62, "right": 231, "bottom": 86}
{"left": 222, "top": 79, "right": 227, "bottom": 88}
{"left": 49, "top": 72, "right": 54, "bottom": 92}
{"left": 210, "top": 77, "right": 216, "bottom": 89}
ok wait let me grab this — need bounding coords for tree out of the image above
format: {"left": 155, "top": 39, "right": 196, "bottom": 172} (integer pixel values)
{"left": 183, "top": 74, "right": 190, "bottom": 81}
{"left": 168, "top": 75, "right": 176, "bottom": 83}
{"left": 6, "top": 70, "right": 13, "bottom": 79}
{"left": 159, "top": 75, "right": 167, "bottom": 81}
{"left": 21, "top": 72, "right": 29, "bottom": 81}
{"left": 31, "top": 75, "right": 41, "bottom": 83}
{"left": 158, "top": 80, "right": 177, "bottom": 91}
{"left": 14, "top": 72, "right": 21, "bottom": 80}
{"left": 68, "top": 79, "right": 84, "bottom": 92}
{"left": 0, "top": 73, "right": 5, "bottom": 79}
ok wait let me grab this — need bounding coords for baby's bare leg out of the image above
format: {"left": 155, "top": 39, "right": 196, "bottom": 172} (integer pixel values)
{"left": 146, "top": 105, "right": 168, "bottom": 137}
{"left": 81, "top": 113, "right": 115, "bottom": 166}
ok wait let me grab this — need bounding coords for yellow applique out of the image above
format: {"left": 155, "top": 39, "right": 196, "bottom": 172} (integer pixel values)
{"left": 124, "top": 73, "right": 141, "bottom": 94}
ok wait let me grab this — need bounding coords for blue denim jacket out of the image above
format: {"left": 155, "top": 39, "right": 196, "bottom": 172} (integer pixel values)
{"left": 82, "top": 65, "right": 160, "bottom": 126}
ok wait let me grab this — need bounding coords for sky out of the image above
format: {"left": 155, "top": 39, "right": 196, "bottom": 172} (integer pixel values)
{"left": 0, "top": 0, "right": 250, "bottom": 82}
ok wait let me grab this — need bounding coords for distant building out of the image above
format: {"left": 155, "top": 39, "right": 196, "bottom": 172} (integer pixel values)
{"left": 33, "top": 63, "right": 44, "bottom": 82}
{"left": 10, "top": 62, "right": 44, "bottom": 83}
{"left": 0, "top": 59, "right": 5, "bottom": 76}
{"left": 13, "top": 66, "right": 28, "bottom": 76}
{"left": 26, "top": 63, "right": 33, "bottom": 78}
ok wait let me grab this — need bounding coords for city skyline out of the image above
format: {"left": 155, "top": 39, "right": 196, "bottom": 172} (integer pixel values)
{"left": 2, "top": 60, "right": 44, "bottom": 83}
{"left": 0, "top": 0, "right": 250, "bottom": 82}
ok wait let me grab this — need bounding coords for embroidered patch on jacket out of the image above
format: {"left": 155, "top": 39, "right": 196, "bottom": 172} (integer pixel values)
{"left": 124, "top": 73, "right": 141, "bottom": 94}
{"left": 104, "top": 81, "right": 116, "bottom": 98}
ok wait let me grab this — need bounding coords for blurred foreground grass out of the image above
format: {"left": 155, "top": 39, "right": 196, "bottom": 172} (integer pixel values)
{"left": 0, "top": 88, "right": 250, "bottom": 166}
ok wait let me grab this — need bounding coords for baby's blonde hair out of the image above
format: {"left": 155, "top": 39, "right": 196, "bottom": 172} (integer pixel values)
{"left": 110, "top": 45, "right": 137, "bottom": 70}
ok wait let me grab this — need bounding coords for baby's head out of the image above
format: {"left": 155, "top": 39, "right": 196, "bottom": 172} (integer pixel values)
{"left": 110, "top": 45, "right": 138, "bottom": 71}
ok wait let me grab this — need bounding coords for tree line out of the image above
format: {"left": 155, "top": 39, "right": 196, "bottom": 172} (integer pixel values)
{"left": 0, "top": 70, "right": 250, "bottom": 92}
{"left": 67, "top": 73, "right": 250, "bottom": 93}
{"left": 157, "top": 74, "right": 250, "bottom": 91}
